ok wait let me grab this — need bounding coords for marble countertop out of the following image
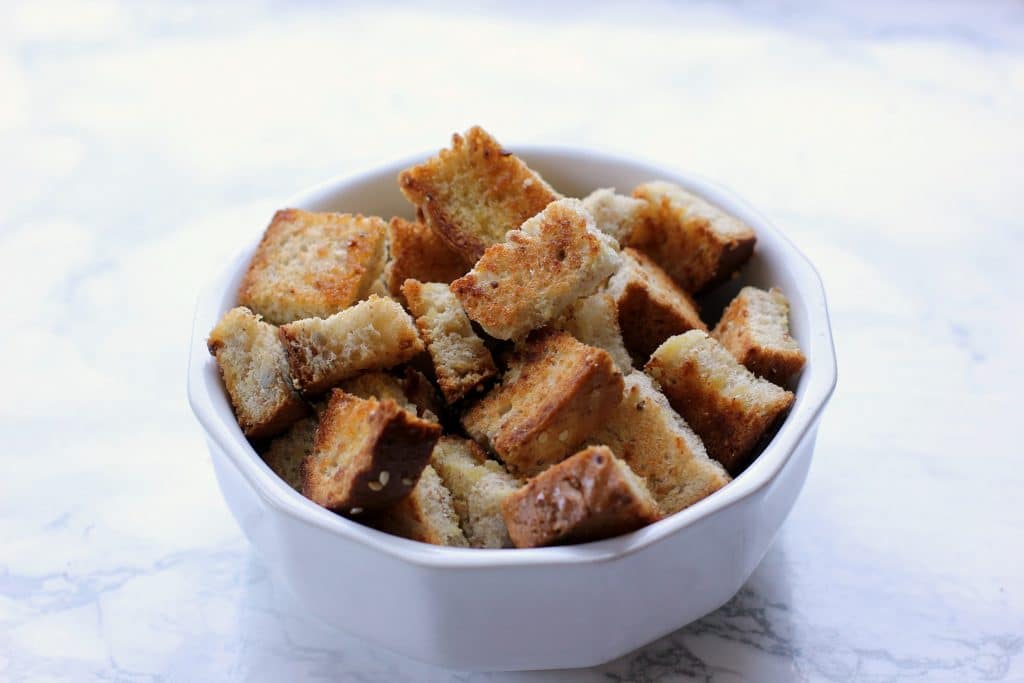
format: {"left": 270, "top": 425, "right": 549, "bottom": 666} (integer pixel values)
{"left": 2, "top": 1, "right": 1022, "bottom": 680}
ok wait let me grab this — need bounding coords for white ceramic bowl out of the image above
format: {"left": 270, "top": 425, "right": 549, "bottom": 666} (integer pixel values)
{"left": 187, "top": 146, "right": 837, "bottom": 672}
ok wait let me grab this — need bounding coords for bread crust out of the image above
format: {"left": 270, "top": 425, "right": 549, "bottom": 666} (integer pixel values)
{"left": 385, "top": 217, "right": 471, "bottom": 298}
{"left": 398, "top": 126, "right": 558, "bottom": 262}
{"left": 712, "top": 287, "right": 806, "bottom": 385}
{"left": 238, "top": 209, "right": 387, "bottom": 324}
{"left": 501, "top": 446, "right": 660, "bottom": 548}
{"left": 302, "top": 390, "right": 441, "bottom": 512}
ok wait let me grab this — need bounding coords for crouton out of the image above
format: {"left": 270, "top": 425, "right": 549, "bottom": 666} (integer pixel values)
{"left": 238, "top": 209, "right": 387, "bottom": 324}
{"left": 338, "top": 371, "right": 417, "bottom": 414}
{"left": 207, "top": 307, "right": 307, "bottom": 438}
{"left": 401, "top": 279, "right": 497, "bottom": 403}
{"left": 279, "top": 295, "right": 423, "bottom": 395}
{"left": 554, "top": 292, "right": 633, "bottom": 373}
{"left": 645, "top": 330, "right": 794, "bottom": 473}
{"left": 462, "top": 329, "right": 624, "bottom": 477}
{"left": 590, "top": 372, "right": 730, "bottom": 514}
{"left": 581, "top": 188, "right": 645, "bottom": 244}
{"left": 367, "top": 465, "right": 469, "bottom": 547}
{"left": 398, "top": 126, "right": 559, "bottom": 262}
{"left": 501, "top": 446, "right": 660, "bottom": 548}
{"left": 302, "top": 390, "right": 441, "bottom": 512}
{"left": 608, "top": 247, "right": 707, "bottom": 360}
{"left": 712, "top": 287, "right": 806, "bottom": 386}
{"left": 451, "top": 198, "right": 621, "bottom": 340}
{"left": 429, "top": 436, "right": 520, "bottom": 548}
{"left": 385, "top": 217, "right": 470, "bottom": 298}
{"left": 631, "top": 181, "right": 756, "bottom": 292}
{"left": 400, "top": 368, "right": 444, "bottom": 423}
{"left": 261, "top": 415, "right": 318, "bottom": 490}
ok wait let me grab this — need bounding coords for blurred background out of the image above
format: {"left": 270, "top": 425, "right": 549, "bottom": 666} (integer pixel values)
{"left": 1, "top": 1, "right": 1021, "bottom": 681}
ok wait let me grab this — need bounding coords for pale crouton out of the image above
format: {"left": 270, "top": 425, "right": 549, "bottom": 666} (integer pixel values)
{"left": 261, "top": 414, "right": 318, "bottom": 490}
{"left": 608, "top": 247, "right": 707, "bottom": 360}
{"left": 631, "top": 181, "right": 756, "bottom": 292}
{"left": 451, "top": 198, "right": 621, "bottom": 340}
{"left": 401, "top": 279, "right": 497, "bottom": 403}
{"left": 302, "top": 390, "right": 441, "bottom": 512}
{"left": 581, "top": 188, "right": 645, "bottom": 244}
{"left": 367, "top": 465, "right": 469, "bottom": 547}
{"left": 238, "top": 209, "right": 387, "bottom": 324}
{"left": 385, "top": 217, "right": 471, "bottom": 298}
{"left": 338, "top": 371, "right": 417, "bottom": 414}
{"left": 429, "top": 436, "right": 520, "bottom": 548}
{"left": 590, "top": 372, "right": 730, "bottom": 514}
{"left": 645, "top": 330, "right": 794, "bottom": 473}
{"left": 462, "top": 329, "right": 624, "bottom": 477}
{"left": 712, "top": 287, "right": 806, "bottom": 385}
{"left": 279, "top": 295, "right": 423, "bottom": 395}
{"left": 207, "top": 307, "right": 307, "bottom": 438}
{"left": 554, "top": 292, "right": 633, "bottom": 373}
{"left": 398, "top": 126, "right": 559, "bottom": 262}
{"left": 501, "top": 446, "right": 660, "bottom": 548}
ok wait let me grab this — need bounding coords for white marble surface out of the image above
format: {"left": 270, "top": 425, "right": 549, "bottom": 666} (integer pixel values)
{"left": 1, "top": 1, "right": 1022, "bottom": 680}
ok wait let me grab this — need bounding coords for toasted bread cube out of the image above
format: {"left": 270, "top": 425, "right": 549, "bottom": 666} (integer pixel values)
{"left": 581, "top": 188, "right": 646, "bottom": 244}
{"left": 302, "top": 390, "right": 441, "bottom": 512}
{"left": 207, "top": 307, "right": 307, "bottom": 438}
{"left": 402, "top": 279, "right": 497, "bottom": 403}
{"left": 398, "top": 126, "right": 559, "bottom": 262}
{"left": 238, "top": 209, "right": 387, "bottom": 324}
{"left": 712, "top": 287, "right": 806, "bottom": 386}
{"left": 462, "top": 329, "right": 625, "bottom": 477}
{"left": 590, "top": 372, "right": 730, "bottom": 514}
{"left": 451, "top": 198, "right": 621, "bottom": 340}
{"left": 502, "top": 446, "right": 660, "bottom": 548}
{"left": 400, "top": 368, "right": 444, "bottom": 424}
{"left": 645, "top": 330, "right": 794, "bottom": 473}
{"left": 279, "top": 296, "right": 423, "bottom": 395}
{"left": 385, "top": 217, "right": 470, "bottom": 298}
{"left": 554, "top": 292, "right": 632, "bottom": 373}
{"left": 430, "top": 436, "right": 521, "bottom": 548}
{"left": 367, "top": 465, "right": 469, "bottom": 547}
{"left": 608, "top": 247, "right": 707, "bottom": 360}
{"left": 631, "top": 182, "right": 756, "bottom": 292}
{"left": 262, "top": 415, "right": 319, "bottom": 490}
{"left": 338, "top": 371, "right": 417, "bottom": 414}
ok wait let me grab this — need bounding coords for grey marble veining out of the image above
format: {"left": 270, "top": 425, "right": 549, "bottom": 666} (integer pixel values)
{"left": 1, "top": 1, "right": 1022, "bottom": 680}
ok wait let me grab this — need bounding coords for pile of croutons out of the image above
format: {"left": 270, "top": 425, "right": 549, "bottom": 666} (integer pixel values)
{"left": 207, "top": 127, "right": 805, "bottom": 549}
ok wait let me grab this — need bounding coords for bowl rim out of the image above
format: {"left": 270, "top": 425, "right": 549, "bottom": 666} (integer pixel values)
{"left": 187, "top": 143, "right": 837, "bottom": 569}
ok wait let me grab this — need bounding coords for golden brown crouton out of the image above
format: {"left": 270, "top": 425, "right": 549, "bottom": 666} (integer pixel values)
{"left": 645, "top": 330, "right": 794, "bottom": 473}
{"left": 608, "top": 247, "right": 707, "bottom": 360}
{"left": 501, "top": 446, "right": 660, "bottom": 548}
{"left": 338, "top": 372, "right": 417, "bottom": 414}
{"left": 302, "top": 390, "right": 441, "bottom": 513}
{"left": 279, "top": 296, "right": 423, "bottom": 395}
{"left": 262, "top": 415, "right": 319, "bottom": 490}
{"left": 554, "top": 292, "right": 633, "bottom": 373}
{"left": 398, "top": 126, "right": 559, "bottom": 262}
{"left": 238, "top": 209, "right": 387, "bottom": 324}
{"left": 385, "top": 217, "right": 471, "bottom": 299}
{"left": 451, "top": 198, "right": 621, "bottom": 340}
{"left": 712, "top": 287, "right": 806, "bottom": 386}
{"left": 366, "top": 465, "right": 469, "bottom": 547}
{"left": 400, "top": 367, "right": 445, "bottom": 424}
{"left": 589, "top": 372, "right": 730, "bottom": 514}
{"left": 207, "top": 307, "right": 307, "bottom": 438}
{"left": 631, "top": 181, "right": 756, "bottom": 292}
{"left": 581, "top": 188, "right": 646, "bottom": 244}
{"left": 401, "top": 279, "right": 497, "bottom": 403}
{"left": 462, "top": 329, "right": 624, "bottom": 477}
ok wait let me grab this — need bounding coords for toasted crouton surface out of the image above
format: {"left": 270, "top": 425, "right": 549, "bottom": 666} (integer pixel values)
{"left": 451, "top": 198, "right": 621, "bottom": 340}
{"left": 608, "top": 247, "right": 707, "bottom": 360}
{"left": 303, "top": 390, "right": 440, "bottom": 512}
{"left": 581, "top": 188, "right": 645, "bottom": 244}
{"left": 207, "top": 306, "right": 307, "bottom": 438}
{"left": 590, "top": 372, "right": 730, "bottom": 514}
{"left": 279, "top": 295, "right": 423, "bottom": 395}
{"left": 631, "top": 181, "right": 756, "bottom": 292}
{"left": 402, "top": 279, "right": 497, "bottom": 403}
{"left": 645, "top": 330, "right": 794, "bottom": 473}
{"left": 712, "top": 287, "right": 806, "bottom": 385}
{"left": 367, "top": 465, "right": 468, "bottom": 547}
{"left": 385, "top": 217, "right": 470, "bottom": 298}
{"left": 238, "top": 209, "right": 387, "bottom": 324}
{"left": 462, "top": 328, "right": 624, "bottom": 477}
{"left": 554, "top": 292, "right": 633, "bottom": 373}
{"left": 501, "top": 446, "right": 660, "bottom": 548}
{"left": 398, "top": 126, "right": 559, "bottom": 261}
{"left": 262, "top": 415, "right": 319, "bottom": 490}
{"left": 338, "top": 371, "right": 417, "bottom": 414}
